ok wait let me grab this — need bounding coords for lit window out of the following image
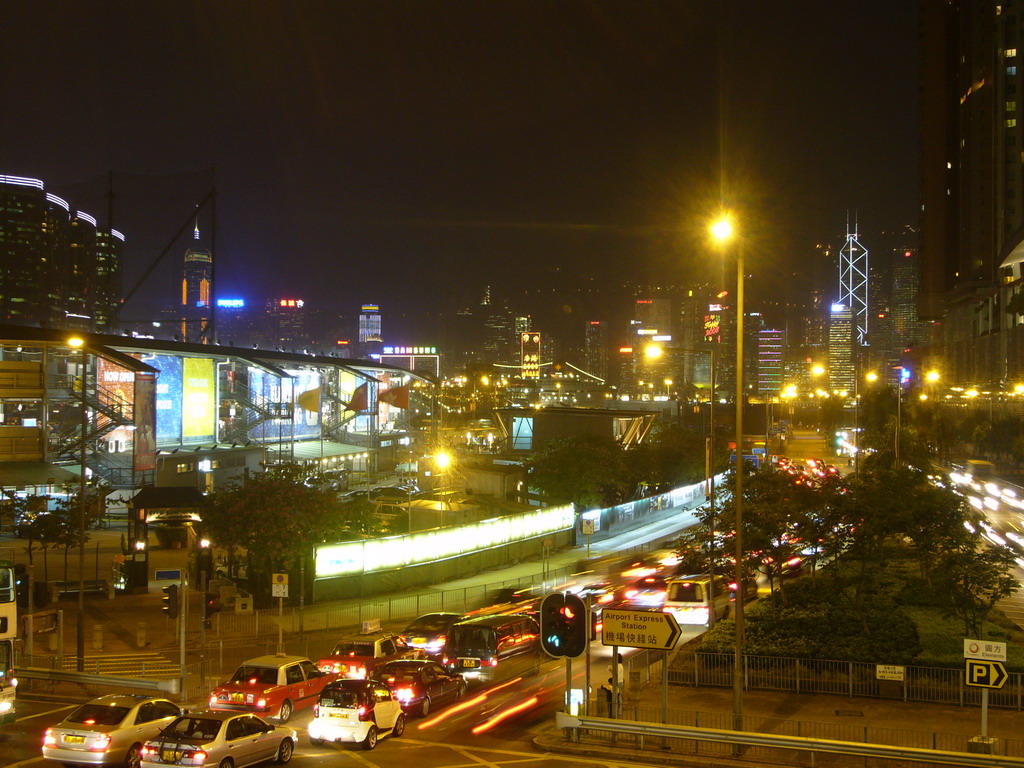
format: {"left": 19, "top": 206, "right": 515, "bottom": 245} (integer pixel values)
{"left": 1009, "top": 48, "right": 1019, "bottom": 58}
{"left": 1009, "top": 101, "right": 1018, "bottom": 111}
{"left": 1008, "top": 118, "right": 1018, "bottom": 128}
{"left": 1010, "top": 66, "right": 1019, "bottom": 76}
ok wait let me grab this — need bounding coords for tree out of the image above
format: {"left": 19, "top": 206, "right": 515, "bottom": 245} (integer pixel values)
{"left": 523, "top": 436, "right": 628, "bottom": 509}
{"left": 201, "top": 463, "right": 353, "bottom": 599}
{"left": 934, "top": 543, "right": 1019, "bottom": 637}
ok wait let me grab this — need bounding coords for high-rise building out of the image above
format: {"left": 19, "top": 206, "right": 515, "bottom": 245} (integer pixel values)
{"left": 828, "top": 304, "right": 855, "bottom": 393}
{"left": 757, "top": 329, "right": 785, "bottom": 395}
{"left": 892, "top": 248, "right": 931, "bottom": 350}
{"left": 920, "top": 3, "right": 1024, "bottom": 384}
{"left": 0, "top": 174, "right": 122, "bottom": 331}
{"left": 838, "top": 221, "right": 869, "bottom": 345}
{"left": 180, "top": 223, "right": 212, "bottom": 343}
{"left": 266, "top": 298, "right": 308, "bottom": 349}
{"left": 584, "top": 320, "right": 609, "bottom": 381}
{"left": 359, "top": 304, "right": 382, "bottom": 344}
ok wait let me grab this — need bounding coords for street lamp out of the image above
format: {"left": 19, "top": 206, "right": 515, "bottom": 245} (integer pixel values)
{"left": 711, "top": 212, "right": 744, "bottom": 732}
{"left": 67, "top": 336, "right": 88, "bottom": 672}
{"left": 855, "top": 371, "right": 878, "bottom": 472}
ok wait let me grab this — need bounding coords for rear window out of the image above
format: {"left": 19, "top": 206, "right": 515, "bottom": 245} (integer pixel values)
{"left": 668, "top": 581, "right": 704, "bottom": 603}
{"left": 376, "top": 665, "right": 419, "bottom": 684}
{"left": 449, "top": 625, "right": 496, "bottom": 651}
{"left": 229, "top": 666, "right": 278, "bottom": 685}
{"left": 405, "top": 614, "right": 457, "bottom": 633}
{"left": 165, "top": 717, "right": 222, "bottom": 741}
{"left": 320, "top": 688, "right": 366, "bottom": 708}
{"left": 67, "top": 704, "right": 130, "bottom": 726}
{"left": 332, "top": 642, "right": 375, "bottom": 656}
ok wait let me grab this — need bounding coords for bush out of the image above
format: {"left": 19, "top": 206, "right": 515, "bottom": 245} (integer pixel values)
{"left": 153, "top": 524, "right": 188, "bottom": 549}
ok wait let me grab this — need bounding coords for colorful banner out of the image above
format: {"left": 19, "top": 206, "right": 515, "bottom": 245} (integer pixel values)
{"left": 133, "top": 373, "right": 157, "bottom": 471}
{"left": 182, "top": 357, "right": 215, "bottom": 443}
{"left": 141, "top": 354, "right": 183, "bottom": 444}
{"left": 97, "top": 356, "right": 136, "bottom": 451}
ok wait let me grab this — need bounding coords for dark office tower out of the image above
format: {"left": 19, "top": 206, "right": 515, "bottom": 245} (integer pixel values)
{"left": 799, "top": 288, "right": 828, "bottom": 350}
{"left": 892, "top": 248, "right": 931, "bottom": 350}
{"left": 180, "top": 220, "right": 212, "bottom": 343}
{"left": 920, "top": 2, "right": 1024, "bottom": 384}
{"left": 483, "top": 302, "right": 516, "bottom": 365}
{"left": 584, "top": 320, "right": 609, "bottom": 381}
{"left": 0, "top": 175, "right": 122, "bottom": 330}
{"left": 634, "top": 297, "right": 672, "bottom": 335}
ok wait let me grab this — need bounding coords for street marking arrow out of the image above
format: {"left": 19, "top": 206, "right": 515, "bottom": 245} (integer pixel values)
{"left": 602, "top": 608, "right": 681, "bottom": 651}
{"left": 965, "top": 659, "right": 1008, "bottom": 689}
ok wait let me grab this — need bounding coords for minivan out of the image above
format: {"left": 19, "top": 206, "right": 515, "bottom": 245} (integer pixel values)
{"left": 662, "top": 574, "right": 755, "bottom": 626}
{"left": 441, "top": 614, "right": 541, "bottom": 684}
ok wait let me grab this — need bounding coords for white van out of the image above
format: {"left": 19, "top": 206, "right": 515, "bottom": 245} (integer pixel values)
{"left": 662, "top": 574, "right": 754, "bottom": 626}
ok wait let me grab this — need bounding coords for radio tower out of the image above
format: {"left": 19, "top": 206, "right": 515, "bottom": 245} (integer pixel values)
{"left": 838, "top": 212, "right": 869, "bottom": 345}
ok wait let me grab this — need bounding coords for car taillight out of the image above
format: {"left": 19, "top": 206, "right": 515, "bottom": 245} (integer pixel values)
{"left": 357, "top": 666, "right": 367, "bottom": 678}
{"left": 256, "top": 697, "right": 267, "bottom": 709}
{"left": 484, "top": 657, "right": 498, "bottom": 667}
{"left": 357, "top": 705, "right": 370, "bottom": 721}
{"left": 209, "top": 695, "right": 217, "bottom": 707}
{"left": 441, "top": 657, "right": 449, "bottom": 665}
{"left": 43, "top": 728, "right": 56, "bottom": 746}
{"left": 141, "top": 746, "right": 155, "bottom": 757}
{"left": 313, "top": 704, "right": 319, "bottom": 716}
{"left": 396, "top": 688, "right": 414, "bottom": 701}
{"left": 90, "top": 733, "right": 112, "bottom": 751}
{"left": 436, "top": 634, "right": 446, "bottom": 645}
{"left": 625, "top": 589, "right": 638, "bottom": 599}
{"left": 187, "top": 750, "right": 208, "bottom": 764}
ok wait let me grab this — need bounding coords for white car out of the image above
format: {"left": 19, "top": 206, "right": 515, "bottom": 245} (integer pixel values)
{"left": 308, "top": 679, "right": 405, "bottom": 750}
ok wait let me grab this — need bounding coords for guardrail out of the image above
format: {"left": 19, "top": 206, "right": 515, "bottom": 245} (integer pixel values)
{"left": 14, "top": 667, "right": 179, "bottom": 695}
{"left": 555, "top": 712, "right": 1024, "bottom": 767}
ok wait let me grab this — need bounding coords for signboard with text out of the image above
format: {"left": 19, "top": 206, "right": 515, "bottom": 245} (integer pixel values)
{"left": 602, "top": 608, "right": 680, "bottom": 651}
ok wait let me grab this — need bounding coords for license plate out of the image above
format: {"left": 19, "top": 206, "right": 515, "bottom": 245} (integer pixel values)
{"left": 329, "top": 712, "right": 352, "bottom": 720}
{"left": 459, "top": 658, "right": 479, "bottom": 668}
{"left": 162, "top": 749, "right": 181, "bottom": 762}
{"left": 412, "top": 637, "right": 426, "bottom": 644}
{"left": 231, "top": 693, "right": 244, "bottom": 703}
{"left": 63, "top": 735, "right": 85, "bottom": 744}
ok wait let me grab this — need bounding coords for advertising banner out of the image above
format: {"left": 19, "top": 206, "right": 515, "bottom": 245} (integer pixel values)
{"left": 133, "top": 373, "right": 157, "bottom": 471}
{"left": 142, "top": 354, "right": 182, "bottom": 444}
{"left": 96, "top": 356, "right": 136, "bottom": 451}
{"left": 183, "top": 357, "right": 215, "bottom": 443}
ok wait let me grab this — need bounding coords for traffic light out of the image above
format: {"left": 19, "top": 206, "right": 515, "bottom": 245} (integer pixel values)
{"left": 539, "top": 593, "right": 588, "bottom": 659}
{"left": 162, "top": 584, "right": 179, "bottom": 618}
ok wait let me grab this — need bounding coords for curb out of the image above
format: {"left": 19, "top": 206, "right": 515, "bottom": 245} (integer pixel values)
{"left": 532, "top": 729, "right": 774, "bottom": 768}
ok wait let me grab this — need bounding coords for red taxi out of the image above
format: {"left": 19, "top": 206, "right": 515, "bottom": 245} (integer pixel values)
{"left": 208, "top": 655, "right": 336, "bottom": 723}
{"left": 318, "top": 633, "right": 424, "bottom": 679}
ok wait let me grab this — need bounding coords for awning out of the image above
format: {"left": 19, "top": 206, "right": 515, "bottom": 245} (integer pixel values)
{"left": 268, "top": 440, "right": 370, "bottom": 463}
{"left": 129, "top": 486, "right": 207, "bottom": 509}
{"left": 0, "top": 462, "right": 79, "bottom": 488}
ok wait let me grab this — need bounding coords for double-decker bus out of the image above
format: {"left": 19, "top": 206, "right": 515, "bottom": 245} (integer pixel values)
{"left": 0, "top": 560, "right": 16, "bottom": 724}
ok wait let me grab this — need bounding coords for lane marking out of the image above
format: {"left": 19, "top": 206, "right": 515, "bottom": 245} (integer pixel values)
{"left": 451, "top": 747, "right": 503, "bottom": 768}
{"left": 398, "top": 738, "right": 654, "bottom": 767}
{"left": 16, "top": 704, "right": 75, "bottom": 721}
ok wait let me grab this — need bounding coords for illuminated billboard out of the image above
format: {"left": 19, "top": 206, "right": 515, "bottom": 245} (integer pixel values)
{"left": 704, "top": 314, "right": 721, "bottom": 342}
{"left": 134, "top": 373, "right": 157, "bottom": 471}
{"left": 248, "top": 368, "right": 322, "bottom": 441}
{"left": 96, "top": 356, "right": 135, "bottom": 450}
{"left": 140, "top": 354, "right": 182, "bottom": 444}
{"left": 521, "top": 332, "right": 541, "bottom": 379}
{"left": 182, "top": 358, "right": 215, "bottom": 443}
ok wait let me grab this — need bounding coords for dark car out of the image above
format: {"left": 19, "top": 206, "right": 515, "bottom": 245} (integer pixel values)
{"left": 399, "top": 612, "right": 464, "bottom": 656}
{"left": 372, "top": 659, "right": 466, "bottom": 717}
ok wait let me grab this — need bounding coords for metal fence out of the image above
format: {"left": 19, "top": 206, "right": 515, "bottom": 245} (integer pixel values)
{"left": 671, "top": 651, "right": 1024, "bottom": 709}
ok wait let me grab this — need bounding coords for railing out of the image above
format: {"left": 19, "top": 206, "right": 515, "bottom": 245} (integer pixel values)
{"left": 556, "top": 712, "right": 1024, "bottom": 766}
{"left": 671, "top": 651, "right": 1024, "bottom": 710}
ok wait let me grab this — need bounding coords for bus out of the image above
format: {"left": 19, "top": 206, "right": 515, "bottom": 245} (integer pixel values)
{"left": 0, "top": 560, "right": 16, "bottom": 724}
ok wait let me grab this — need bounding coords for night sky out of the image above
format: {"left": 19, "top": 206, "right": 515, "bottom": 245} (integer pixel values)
{"left": 1, "top": 2, "right": 919, "bottom": 339}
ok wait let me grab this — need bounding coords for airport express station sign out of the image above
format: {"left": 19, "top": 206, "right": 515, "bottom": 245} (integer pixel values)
{"left": 601, "top": 608, "right": 681, "bottom": 651}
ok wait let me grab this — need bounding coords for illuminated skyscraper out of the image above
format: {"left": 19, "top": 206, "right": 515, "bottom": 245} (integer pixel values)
{"left": 838, "top": 219, "right": 869, "bottom": 345}
{"left": 584, "top": 320, "right": 608, "bottom": 381}
{"left": 828, "top": 304, "right": 855, "bottom": 393}
{"left": 757, "top": 328, "right": 785, "bottom": 395}
{"left": 180, "top": 223, "right": 212, "bottom": 343}
{"left": 359, "top": 304, "right": 382, "bottom": 343}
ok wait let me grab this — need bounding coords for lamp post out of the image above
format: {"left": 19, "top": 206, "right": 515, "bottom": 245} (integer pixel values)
{"left": 690, "top": 346, "right": 717, "bottom": 626}
{"left": 711, "top": 213, "right": 744, "bottom": 733}
{"left": 895, "top": 367, "right": 905, "bottom": 467}
{"left": 67, "top": 337, "right": 88, "bottom": 671}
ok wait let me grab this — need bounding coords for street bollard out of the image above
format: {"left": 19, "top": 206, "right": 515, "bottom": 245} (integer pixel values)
{"left": 137, "top": 621, "right": 147, "bottom": 649}
{"left": 92, "top": 623, "right": 103, "bottom": 651}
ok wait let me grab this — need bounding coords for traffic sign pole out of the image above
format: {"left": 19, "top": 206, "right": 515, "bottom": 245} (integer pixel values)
{"left": 982, "top": 688, "right": 989, "bottom": 739}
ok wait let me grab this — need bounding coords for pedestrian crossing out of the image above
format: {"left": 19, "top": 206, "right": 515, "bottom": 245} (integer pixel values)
{"left": 57, "top": 652, "right": 180, "bottom": 679}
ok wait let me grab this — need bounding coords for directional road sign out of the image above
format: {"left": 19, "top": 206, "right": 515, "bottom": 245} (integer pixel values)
{"left": 601, "top": 608, "right": 681, "bottom": 651}
{"left": 965, "top": 659, "right": 1008, "bottom": 689}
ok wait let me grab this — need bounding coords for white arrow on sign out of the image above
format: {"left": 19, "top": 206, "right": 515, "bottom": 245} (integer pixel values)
{"left": 601, "top": 608, "right": 681, "bottom": 651}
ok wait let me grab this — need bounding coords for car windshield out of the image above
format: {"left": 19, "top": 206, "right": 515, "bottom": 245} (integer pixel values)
{"left": 66, "top": 704, "right": 130, "bottom": 726}
{"left": 332, "top": 642, "right": 374, "bottom": 656}
{"left": 405, "top": 615, "right": 456, "bottom": 633}
{"left": 320, "top": 689, "right": 365, "bottom": 708}
{"left": 449, "top": 625, "right": 495, "bottom": 652}
{"left": 668, "top": 581, "right": 704, "bottom": 602}
{"left": 163, "top": 717, "right": 222, "bottom": 742}
{"left": 229, "top": 666, "right": 278, "bottom": 685}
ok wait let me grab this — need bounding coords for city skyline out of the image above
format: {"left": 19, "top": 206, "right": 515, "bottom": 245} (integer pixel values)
{"left": 1, "top": 2, "right": 920, "bottom": 328}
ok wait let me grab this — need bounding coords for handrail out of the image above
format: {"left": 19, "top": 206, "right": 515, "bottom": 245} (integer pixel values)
{"left": 14, "top": 667, "right": 180, "bottom": 695}
{"left": 555, "top": 712, "right": 1022, "bottom": 767}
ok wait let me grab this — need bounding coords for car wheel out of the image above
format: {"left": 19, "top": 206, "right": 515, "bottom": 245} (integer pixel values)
{"left": 275, "top": 738, "right": 294, "bottom": 764}
{"left": 309, "top": 737, "right": 324, "bottom": 747}
{"left": 124, "top": 743, "right": 143, "bottom": 768}
{"left": 419, "top": 696, "right": 431, "bottom": 717}
{"left": 362, "top": 725, "right": 378, "bottom": 750}
{"left": 277, "top": 699, "right": 293, "bottom": 723}
{"left": 219, "top": 760, "right": 233, "bottom": 768}
{"left": 392, "top": 713, "right": 406, "bottom": 737}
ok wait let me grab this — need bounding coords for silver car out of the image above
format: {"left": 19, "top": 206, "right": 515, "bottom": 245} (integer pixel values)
{"left": 140, "top": 711, "right": 295, "bottom": 768}
{"left": 42, "top": 694, "right": 182, "bottom": 768}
